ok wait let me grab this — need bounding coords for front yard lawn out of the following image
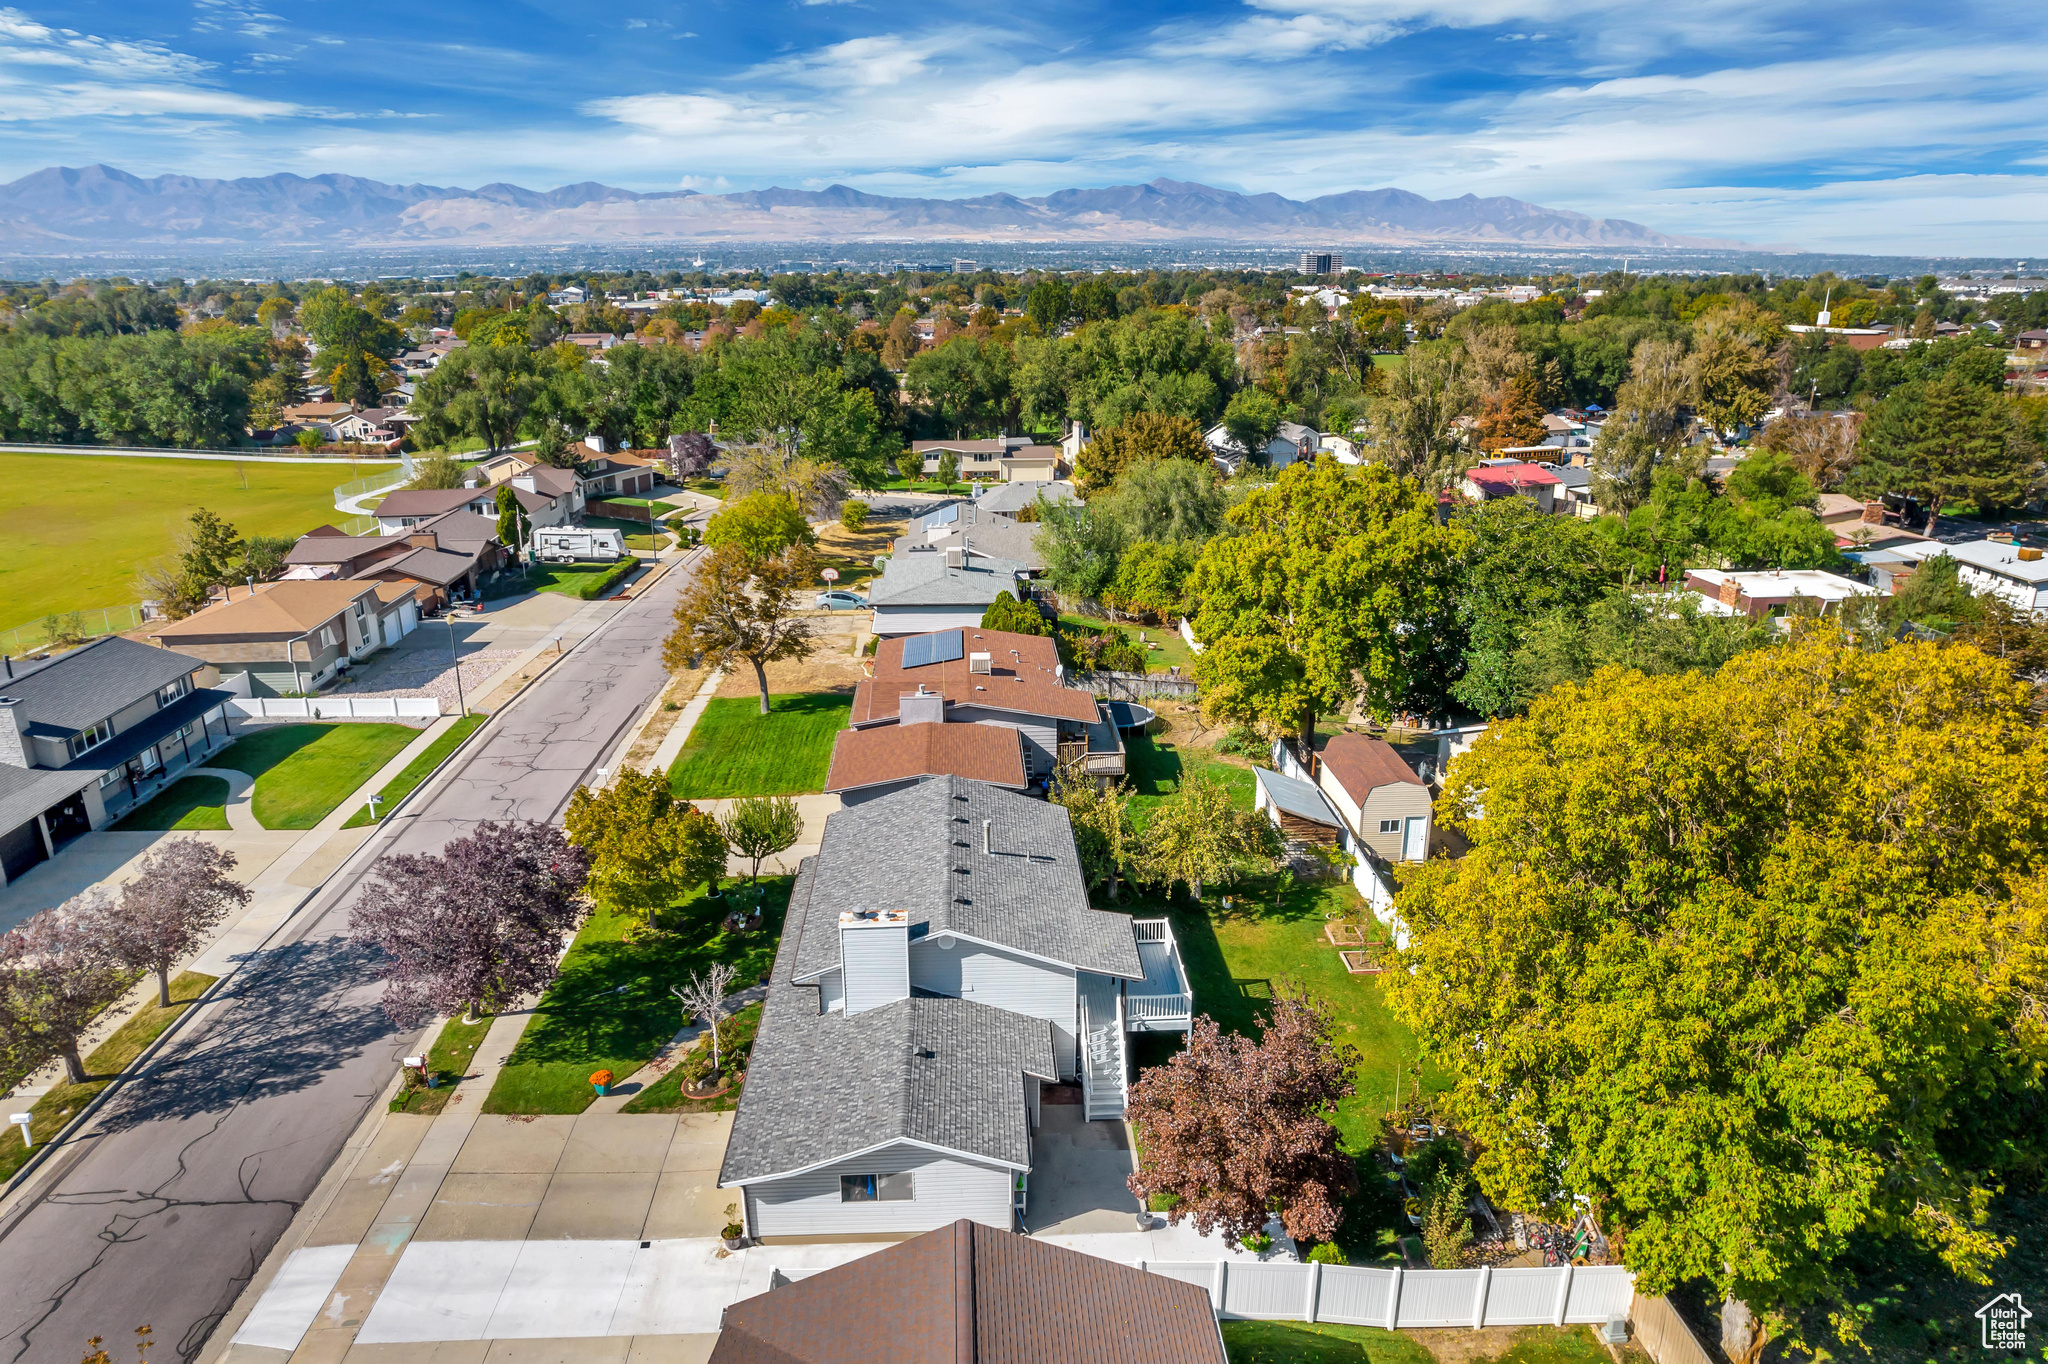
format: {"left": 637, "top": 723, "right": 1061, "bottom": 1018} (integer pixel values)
{"left": 620, "top": 1001, "right": 762, "bottom": 1114}
{"left": 582, "top": 515, "right": 669, "bottom": 552}
{"left": 668, "top": 692, "right": 851, "bottom": 798}
{"left": 390, "top": 1011, "right": 494, "bottom": 1116}
{"left": 482, "top": 880, "right": 789, "bottom": 1115}
{"left": 0, "top": 971, "right": 215, "bottom": 1184}
{"left": 112, "top": 776, "right": 231, "bottom": 831}
{"left": 342, "top": 714, "right": 487, "bottom": 828}
{"left": 525, "top": 559, "right": 639, "bottom": 599}
{"left": 213, "top": 722, "right": 419, "bottom": 829}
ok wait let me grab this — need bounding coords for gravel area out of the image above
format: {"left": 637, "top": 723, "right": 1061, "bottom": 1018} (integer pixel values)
{"left": 335, "top": 647, "right": 523, "bottom": 710}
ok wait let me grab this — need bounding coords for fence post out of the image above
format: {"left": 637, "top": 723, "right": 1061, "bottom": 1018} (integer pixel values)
{"left": 1472, "top": 1263, "right": 1493, "bottom": 1329}
{"left": 1304, "top": 1261, "right": 1321, "bottom": 1324}
{"left": 1552, "top": 1263, "right": 1575, "bottom": 1327}
{"left": 1212, "top": 1260, "right": 1228, "bottom": 1316}
{"left": 1385, "top": 1265, "right": 1404, "bottom": 1330}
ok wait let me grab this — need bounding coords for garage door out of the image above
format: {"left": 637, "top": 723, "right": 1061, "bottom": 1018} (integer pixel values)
{"left": 0, "top": 818, "right": 47, "bottom": 884}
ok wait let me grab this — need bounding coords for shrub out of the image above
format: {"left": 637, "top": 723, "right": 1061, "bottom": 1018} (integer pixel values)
{"left": 840, "top": 501, "right": 870, "bottom": 531}
{"left": 1306, "top": 1241, "right": 1349, "bottom": 1265}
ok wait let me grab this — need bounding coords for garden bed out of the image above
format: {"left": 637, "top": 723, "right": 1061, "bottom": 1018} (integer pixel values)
{"left": 623, "top": 1002, "right": 763, "bottom": 1114}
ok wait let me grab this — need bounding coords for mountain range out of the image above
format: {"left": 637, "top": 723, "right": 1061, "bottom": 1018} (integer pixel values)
{"left": 0, "top": 165, "right": 1750, "bottom": 251}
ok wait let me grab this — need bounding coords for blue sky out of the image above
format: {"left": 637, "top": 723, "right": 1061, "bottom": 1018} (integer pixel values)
{"left": 0, "top": 0, "right": 2043, "bottom": 253}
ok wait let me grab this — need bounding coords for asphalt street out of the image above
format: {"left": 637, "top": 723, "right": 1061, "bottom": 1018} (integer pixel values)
{"left": 0, "top": 556, "right": 696, "bottom": 1363}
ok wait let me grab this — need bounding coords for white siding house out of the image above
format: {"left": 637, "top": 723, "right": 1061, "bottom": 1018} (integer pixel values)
{"left": 744, "top": 1141, "right": 1018, "bottom": 1239}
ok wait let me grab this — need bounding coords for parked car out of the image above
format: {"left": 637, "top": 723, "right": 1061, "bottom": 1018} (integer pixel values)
{"left": 815, "top": 590, "right": 868, "bottom": 610}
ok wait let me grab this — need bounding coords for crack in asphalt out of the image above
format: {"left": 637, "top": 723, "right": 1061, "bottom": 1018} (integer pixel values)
{"left": 0, "top": 569, "right": 694, "bottom": 1360}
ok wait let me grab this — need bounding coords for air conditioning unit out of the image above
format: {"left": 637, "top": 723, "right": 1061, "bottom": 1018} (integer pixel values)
{"left": 969, "top": 652, "right": 992, "bottom": 674}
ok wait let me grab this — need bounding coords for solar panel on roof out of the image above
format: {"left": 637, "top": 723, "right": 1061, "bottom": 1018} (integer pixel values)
{"left": 900, "top": 629, "right": 965, "bottom": 669}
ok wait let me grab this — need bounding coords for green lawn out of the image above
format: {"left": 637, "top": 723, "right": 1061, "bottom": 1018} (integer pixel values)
{"left": 213, "top": 722, "right": 419, "bottom": 829}
{"left": 483, "top": 881, "right": 789, "bottom": 1115}
{"left": 866, "top": 478, "right": 977, "bottom": 494}
{"left": 1124, "top": 729, "right": 1257, "bottom": 828}
{"left": 390, "top": 1011, "right": 495, "bottom": 1116}
{"left": 524, "top": 559, "right": 639, "bottom": 599}
{"left": 343, "top": 714, "right": 487, "bottom": 828}
{"left": 583, "top": 516, "right": 669, "bottom": 552}
{"left": 112, "top": 776, "right": 232, "bottom": 831}
{"left": 621, "top": 1001, "right": 762, "bottom": 1114}
{"left": 668, "top": 692, "right": 852, "bottom": 798}
{"left": 1223, "top": 1323, "right": 1611, "bottom": 1364}
{"left": 1059, "top": 611, "right": 1195, "bottom": 675}
{"left": 0, "top": 452, "right": 400, "bottom": 636}
{"left": 0, "top": 971, "right": 215, "bottom": 1184}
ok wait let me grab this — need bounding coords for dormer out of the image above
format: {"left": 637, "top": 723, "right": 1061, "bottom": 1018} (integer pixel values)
{"left": 840, "top": 908, "right": 910, "bottom": 1015}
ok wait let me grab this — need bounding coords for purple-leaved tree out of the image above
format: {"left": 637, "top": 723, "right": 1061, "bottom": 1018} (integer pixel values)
{"left": 87, "top": 838, "right": 251, "bottom": 1007}
{"left": 349, "top": 820, "right": 590, "bottom": 1028}
{"left": 0, "top": 896, "right": 128, "bottom": 1086}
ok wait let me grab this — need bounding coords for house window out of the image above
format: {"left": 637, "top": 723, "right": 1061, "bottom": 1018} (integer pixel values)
{"left": 156, "top": 676, "right": 190, "bottom": 709}
{"left": 67, "top": 717, "right": 115, "bottom": 758}
{"left": 840, "top": 1173, "right": 914, "bottom": 1202}
{"left": 98, "top": 768, "right": 125, "bottom": 790}
{"left": 1378, "top": 819, "right": 1401, "bottom": 833}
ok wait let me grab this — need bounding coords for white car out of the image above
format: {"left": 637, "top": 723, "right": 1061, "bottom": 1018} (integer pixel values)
{"left": 814, "top": 590, "right": 868, "bottom": 610}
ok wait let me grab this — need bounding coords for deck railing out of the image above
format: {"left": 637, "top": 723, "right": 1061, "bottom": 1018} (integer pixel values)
{"left": 1126, "top": 993, "right": 1192, "bottom": 1024}
{"left": 1133, "top": 918, "right": 1169, "bottom": 944}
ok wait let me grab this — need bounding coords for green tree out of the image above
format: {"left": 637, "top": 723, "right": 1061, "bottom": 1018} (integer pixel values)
{"left": 1883, "top": 551, "right": 1980, "bottom": 632}
{"left": 563, "top": 770, "right": 719, "bottom": 922}
{"left": 1139, "top": 772, "right": 1281, "bottom": 901}
{"left": 1106, "top": 540, "right": 1195, "bottom": 622}
{"left": 407, "top": 453, "right": 468, "bottom": 490}
{"left": 703, "top": 491, "right": 815, "bottom": 561}
{"left": 720, "top": 796, "right": 802, "bottom": 882}
{"left": 1448, "top": 498, "right": 1615, "bottom": 716}
{"left": 495, "top": 483, "right": 530, "bottom": 556}
{"left": 1033, "top": 498, "right": 1127, "bottom": 601}
{"left": 980, "top": 590, "right": 1050, "bottom": 636}
{"left": 1853, "top": 373, "right": 2043, "bottom": 531}
{"left": 904, "top": 337, "right": 1015, "bottom": 437}
{"left": 1361, "top": 340, "right": 1472, "bottom": 489}
{"left": 936, "top": 450, "right": 959, "bottom": 488}
{"left": 661, "top": 543, "right": 821, "bottom": 714}
{"left": 1510, "top": 589, "right": 1774, "bottom": 708}
{"left": 1093, "top": 457, "right": 1228, "bottom": 544}
{"left": 1220, "top": 387, "right": 1283, "bottom": 462}
{"left": 1051, "top": 775, "right": 1139, "bottom": 901}
{"left": 1074, "top": 412, "right": 1209, "bottom": 495}
{"left": 414, "top": 343, "right": 539, "bottom": 453}
{"left": 1025, "top": 278, "right": 1072, "bottom": 333}
{"left": 1386, "top": 632, "right": 2048, "bottom": 1348}
{"left": 1589, "top": 337, "right": 1690, "bottom": 514}
{"left": 1189, "top": 461, "right": 1466, "bottom": 737}
{"left": 180, "top": 508, "right": 245, "bottom": 590}
{"left": 299, "top": 286, "right": 403, "bottom": 407}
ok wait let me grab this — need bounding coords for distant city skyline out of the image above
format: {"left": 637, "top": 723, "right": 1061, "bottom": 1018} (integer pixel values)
{"left": 0, "top": 0, "right": 2041, "bottom": 254}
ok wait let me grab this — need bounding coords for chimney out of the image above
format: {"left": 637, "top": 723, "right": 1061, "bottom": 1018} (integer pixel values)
{"left": 900, "top": 686, "right": 946, "bottom": 726}
{"left": 1717, "top": 577, "right": 1742, "bottom": 608}
{"left": 408, "top": 532, "right": 439, "bottom": 550}
{"left": 1861, "top": 501, "right": 1885, "bottom": 524}
{"left": 0, "top": 698, "right": 31, "bottom": 770}
{"left": 839, "top": 909, "right": 910, "bottom": 1015}
{"left": 968, "top": 652, "right": 992, "bottom": 675}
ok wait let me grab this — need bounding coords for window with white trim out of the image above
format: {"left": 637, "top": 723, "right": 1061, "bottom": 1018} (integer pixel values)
{"left": 156, "top": 676, "right": 190, "bottom": 709}
{"left": 1378, "top": 819, "right": 1401, "bottom": 833}
{"left": 840, "top": 1173, "right": 913, "bottom": 1202}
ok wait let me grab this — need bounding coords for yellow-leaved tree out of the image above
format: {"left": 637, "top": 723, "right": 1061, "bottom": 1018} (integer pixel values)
{"left": 1385, "top": 629, "right": 2048, "bottom": 1357}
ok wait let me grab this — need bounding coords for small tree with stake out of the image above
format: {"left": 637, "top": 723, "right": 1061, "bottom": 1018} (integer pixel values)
{"left": 670, "top": 961, "right": 739, "bottom": 1076}
{"left": 1126, "top": 986, "right": 1358, "bottom": 1247}
{"left": 0, "top": 896, "right": 127, "bottom": 1086}
{"left": 88, "top": 838, "right": 250, "bottom": 1008}
{"left": 349, "top": 821, "right": 590, "bottom": 1028}
{"left": 720, "top": 796, "right": 802, "bottom": 883}
{"left": 661, "top": 542, "right": 820, "bottom": 715}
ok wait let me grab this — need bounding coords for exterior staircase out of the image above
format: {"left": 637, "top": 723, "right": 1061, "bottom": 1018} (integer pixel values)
{"left": 1079, "top": 972, "right": 1128, "bottom": 1120}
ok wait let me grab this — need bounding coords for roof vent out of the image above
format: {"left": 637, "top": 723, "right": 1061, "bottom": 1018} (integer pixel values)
{"left": 969, "top": 652, "right": 992, "bottom": 674}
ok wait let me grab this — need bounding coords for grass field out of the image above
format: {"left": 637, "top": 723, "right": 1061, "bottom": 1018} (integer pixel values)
{"left": 668, "top": 693, "right": 852, "bottom": 798}
{"left": 389, "top": 1012, "right": 495, "bottom": 1116}
{"left": 112, "top": 776, "right": 232, "bottom": 831}
{"left": 342, "top": 714, "right": 486, "bottom": 828}
{"left": 0, "top": 452, "right": 399, "bottom": 635}
{"left": 483, "top": 881, "right": 789, "bottom": 1115}
{"left": 1222, "top": 1323, "right": 1613, "bottom": 1364}
{"left": 1124, "top": 728, "right": 1257, "bottom": 828}
{"left": 213, "top": 722, "right": 418, "bottom": 829}
{"left": 1059, "top": 610, "right": 1195, "bottom": 674}
{"left": 524, "top": 559, "right": 638, "bottom": 599}
{"left": 0, "top": 971, "right": 215, "bottom": 1184}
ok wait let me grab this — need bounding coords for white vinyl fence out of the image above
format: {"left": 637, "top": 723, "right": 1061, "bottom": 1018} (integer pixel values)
{"left": 1138, "top": 1260, "right": 1635, "bottom": 1330}
{"left": 230, "top": 696, "right": 441, "bottom": 721}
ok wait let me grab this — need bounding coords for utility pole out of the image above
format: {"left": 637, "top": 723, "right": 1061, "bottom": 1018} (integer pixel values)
{"left": 445, "top": 612, "right": 467, "bottom": 717}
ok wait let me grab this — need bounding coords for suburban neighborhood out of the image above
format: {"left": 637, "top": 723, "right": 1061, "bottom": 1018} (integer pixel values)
{"left": 0, "top": 218, "right": 2045, "bottom": 1364}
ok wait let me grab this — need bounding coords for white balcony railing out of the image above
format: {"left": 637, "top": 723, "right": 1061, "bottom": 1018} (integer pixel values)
{"left": 1128, "top": 918, "right": 1192, "bottom": 1031}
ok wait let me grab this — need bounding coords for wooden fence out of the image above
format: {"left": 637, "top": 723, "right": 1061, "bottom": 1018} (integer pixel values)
{"left": 1073, "top": 669, "right": 1199, "bottom": 700}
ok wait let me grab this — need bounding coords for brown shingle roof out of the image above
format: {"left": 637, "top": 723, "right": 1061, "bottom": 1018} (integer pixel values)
{"left": 148, "top": 580, "right": 377, "bottom": 641}
{"left": 1318, "top": 731, "right": 1423, "bottom": 803}
{"left": 710, "top": 1219, "right": 1225, "bottom": 1364}
{"left": 824, "top": 722, "right": 1028, "bottom": 795}
{"left": 851, "top": 629, "right": 1098, "bottom": 727}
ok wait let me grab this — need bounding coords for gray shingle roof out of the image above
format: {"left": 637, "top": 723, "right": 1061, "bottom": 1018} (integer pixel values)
{"left": 1, "top": 637, "right": 207, "bottom": 737}
{"left": 867, "top": 554, "right": 1026, "bottom": 609}
{"left": 975, "top": 480, "right": 1078, "bottom": 516}
{"left": 892, "top": 519, "right": 1045, "bottom": 571}
{"left": 0, "top": 686, "right": 233, "bottom": 833}
{"left": 720, "top": 855, "right": 1058, "bottom": 1185}
{"left": 791, "top": 777, "right": 1143, "bottom": 983}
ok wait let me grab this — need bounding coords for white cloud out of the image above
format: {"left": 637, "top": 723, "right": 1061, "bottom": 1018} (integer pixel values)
{"left": 0, "top": 6, "right": 304, "bottom": 120}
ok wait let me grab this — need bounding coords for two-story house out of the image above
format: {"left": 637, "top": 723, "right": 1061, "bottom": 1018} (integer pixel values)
{"left": 717, "top": 777, "right": 1192, "bottom": 1241}
{"left": 374, "top": 479, "right": 576, "bottom": 533}
{"left": 847, "top": 628, "right": 1122, "bottom": 784}
{"left": 0, "top": 637, "right": 233, "bottom": 886}
{"left": 148, "top": 580, "right": 398, "bottom": 697}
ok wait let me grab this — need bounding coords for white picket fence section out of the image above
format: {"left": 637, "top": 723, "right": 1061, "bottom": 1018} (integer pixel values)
{"left": 1137, "top": 1260, "right": 1634, "bottom": 1329}
{"left": 230, "top": 696, "right": 441, "bottom": 721}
